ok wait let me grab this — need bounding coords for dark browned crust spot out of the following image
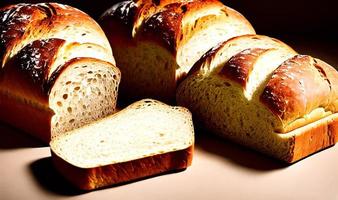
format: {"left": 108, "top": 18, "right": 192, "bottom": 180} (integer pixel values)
{"left": 100, "top": 0, "right": 138, "bottom": 38}
{"left": 218, "top": 48, "right": 268, "bottom": 87}
{"left": 4, "top": 38, "right": 65, "bottom": 96}
{"left": 0, "top": 4, "right": 39, "bottom": 66}
{"left": 314, "top": 59, "right": 332, "bottom": 91}
{"left": 139, "top": 3, "right": 184, "bottom": 54}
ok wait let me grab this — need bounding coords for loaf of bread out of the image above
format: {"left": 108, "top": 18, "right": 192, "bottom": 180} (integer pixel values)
{"left": 99, "top": 0, "right": 255, "bottom": 103}
{"left": 50, "top": 99, "right": 194, "bottom": 190}
{"left": 0, "top": 3, "right": 120, "bottom": 142}
{"left": 177, "top": 34, "right": 338, "bottom": 163}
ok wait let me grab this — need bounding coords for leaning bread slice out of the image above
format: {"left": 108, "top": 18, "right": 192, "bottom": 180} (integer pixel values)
{"left": 50, "top": 99, "right": 194, "bottom": 190}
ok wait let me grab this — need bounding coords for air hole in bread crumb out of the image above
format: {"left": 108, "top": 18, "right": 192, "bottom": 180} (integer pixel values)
{"left": 69, "top": 119, "right": 75, "bottom": 123}
{"left": 96, "top": 74, "right": 102, "bottom": 78}
{"left": 100, "top": 140, "right": 105, "bottom": 143}
{"left": 74, "top": 86, "right": 81, "bottom": 91}
{"left": 159, "top": 133, "right": 164, "bottom": 137}
{"left": 67, "top": 107, "right": 72, "bottom": 113}
{"left": 112, "top": 74, "right": 117, "bottom": 79}
{"left": 88, "top": 71, "right": 93, "bottom": 74}
{"left": 224, "top": 82, "right": 231, "bottom": 87}
{"left": 181, "top": 5, "right": 187, "bottom": 13}
{"left": 82, "top": 65, "right": 87, "bottom": 68}
{"left": 57, "top": 101, "right": 62, "bottom": 107}
{"left": 66, "top": 81, "right": 72, "bottom": 85}
{"left": 63, "top": 94, "right": 68, "bottom": 99}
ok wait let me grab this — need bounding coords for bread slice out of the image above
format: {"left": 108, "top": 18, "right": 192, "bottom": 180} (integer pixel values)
{"left": 100, "top": 0, "right": 255, "bottom": 103}
{"left": 177, "top": 36, "right": 338, "bottom": 162}
{"left": 50, "top": 99, "right": 194, "bottom": 190}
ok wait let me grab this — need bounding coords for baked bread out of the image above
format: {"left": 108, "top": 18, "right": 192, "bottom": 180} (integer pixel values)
{"left": 50, "top": 99, "right": 194, "bottom": 190}
{"left": 99, "top": 0, "right": 255, "bottom": 103}
{"left": 177, "top": 34, "right": 338, "bottom": 163}
{"left": 0, "top": 0, "right": 120, "bottom": 19}
{"left": 0, "top": 3, "right": 120, "bottom": 142}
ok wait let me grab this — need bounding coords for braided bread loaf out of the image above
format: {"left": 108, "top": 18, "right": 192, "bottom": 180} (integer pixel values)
{"left": 177, "top": 34, "right": 338, "bottom": 162}
{"left": 0, "top": 3, "right": 121, "bottom": 142}
{"left": 100, "top": 0, "right": 255, "bottom": 103}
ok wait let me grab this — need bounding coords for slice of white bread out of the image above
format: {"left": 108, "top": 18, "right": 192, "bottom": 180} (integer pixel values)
{"left": 100, "top": 0, "right": 255, "bottom": 103}
{"left": 177, "top": 35, "right": 338, "bottom": 163}
{"left": 50, "top": 99, "right": 194, "bottom": 190}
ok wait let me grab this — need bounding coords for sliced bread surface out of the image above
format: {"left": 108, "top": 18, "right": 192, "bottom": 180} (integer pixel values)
{"left": 50, "top": 99, "right": 194, "bottom": 190}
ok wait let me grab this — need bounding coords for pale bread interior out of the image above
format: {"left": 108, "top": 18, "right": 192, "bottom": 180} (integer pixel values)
{"left": 50, "top": 60, "right": 120, "bottom": 139}
{"left": 50, "top": 99, "right": 194, "bottom": 168}
{"left": 113, "top": 42, "right": 178, "bottom": 101}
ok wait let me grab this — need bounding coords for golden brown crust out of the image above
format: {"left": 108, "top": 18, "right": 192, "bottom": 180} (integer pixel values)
{"left": 100, "top": 0, "right": 249, "bottom": 54}
{"left": 218, "top": 48, "right": 269, "bottom": 87}
{"left": 287, "top": 114, "right": 338, "bottom": 163}
{"left": 51, "top": 145, "right": 194, "bottom": 190}
{"left": 0, "top": 3, "right": 110, "bottom": 68}
{"left": 0, "top": 39, "right": 65, "bottom": 104}
{"left": 188, "top": 34, "right": 296, "bottom": 76}
{"left": 0, "top": 90, "right": 53, "bottom": 143}
{"left": 0, "top": 3, "right": 48, "bottom": 67}
{"left": 261, "top": 55, "right": 337, "bottom": 132}
{"left": 100, "top": 0, "right": 138, "bottom": 43}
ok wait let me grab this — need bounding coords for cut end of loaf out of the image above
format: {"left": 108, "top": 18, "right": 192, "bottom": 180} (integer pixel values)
{"left": 49, "top": 58, "right": 120, "bottom": 140}
{"left": 50, "top": 99, "right": 194, "bottom": 190}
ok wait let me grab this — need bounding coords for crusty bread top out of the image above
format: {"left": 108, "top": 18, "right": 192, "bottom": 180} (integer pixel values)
{"left": 100, "top": 0, "right": 254, "bottom": 54}
{"left": 189, "top": 34, "right": 297, "bottom": 76}
{"left": 0, "top": 3, "right": 113, "bottom": 68}
{"left": 50, "top": 99, "right": 194, "bottom": 168}
{"left": 261, "top": 55, "right": 338, "bottom": 132}
{"left": 219, "top": 48, "right": 270, "bottom": 87}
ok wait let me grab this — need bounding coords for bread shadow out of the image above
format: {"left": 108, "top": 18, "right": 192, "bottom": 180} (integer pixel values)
{"left": 29, "top": 157, "right": 86, "bottom": 196}
{"left": 0, "top": 122, "right": 45, "bottom": 149}
{"left": 195, "top": 129, "right": 288, "bottom": 171}
{"left": 29, "top": 157, "right": 187, "bottom": 195}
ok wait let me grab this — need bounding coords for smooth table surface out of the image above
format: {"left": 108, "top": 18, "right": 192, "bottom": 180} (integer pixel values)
{"left": 1, "top": 37, "right": 338, "bottom": 200}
